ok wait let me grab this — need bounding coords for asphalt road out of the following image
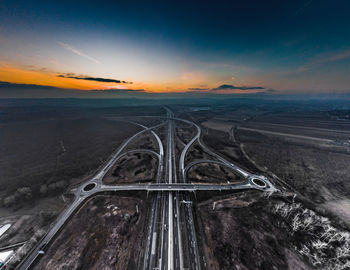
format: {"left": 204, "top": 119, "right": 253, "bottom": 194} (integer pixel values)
{"left": 17, "top": 110, "right": 276, "bottom": 270}
{"left": 18, "top": 120, "right": 165, "bottom": 270}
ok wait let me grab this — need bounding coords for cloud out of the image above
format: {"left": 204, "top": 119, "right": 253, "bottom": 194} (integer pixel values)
{"left": 187, "top": 87, "right": 209, "bottom": 91}
{"left": 266, "top": 89, "right": 277, "bottom": 93}
{"left": 299, "top": 49, "right": 350, "bottom": 72}
{"left": 188, "top": 84, "right": 266, "bottom": 92}
{"left": 0, "top": 81, "right": 144, "bottom": 98}
{"left": 57, "top": 74, "right": 132, "bottom": 84}
{"left": 293, "top": 0, "right": 313, "bottom": 16}
{"left": 58, "top": 42, "right": 100, "bottom": 64}
{"left": 211, "top": 84, "right": 265, "bottom": 91}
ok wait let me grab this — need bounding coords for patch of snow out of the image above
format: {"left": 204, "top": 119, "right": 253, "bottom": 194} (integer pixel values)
{"left": 0, "top": 250, "right": 14, "bottom": 263}
{"left": 0, "top": 224, "right": 11, "bottom": 237}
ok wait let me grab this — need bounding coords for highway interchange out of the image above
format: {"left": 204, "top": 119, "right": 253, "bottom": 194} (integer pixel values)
{"left": 17, "top": 108, "right": 276, "bottom": 270}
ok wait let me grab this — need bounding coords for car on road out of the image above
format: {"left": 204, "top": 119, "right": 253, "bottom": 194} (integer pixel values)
{"left": 38, "top": 243, "right": 47, "bottom": 255}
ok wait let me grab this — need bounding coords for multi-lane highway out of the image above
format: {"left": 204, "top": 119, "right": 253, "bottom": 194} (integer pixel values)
{"left": 18, "top": 120, "right": 165, "bottom": 270}
{"left": 17, "top": 109, "right": 276, "bottom": 270}
{"left": 143, "top": 108, "right": 184, "bottom": 270}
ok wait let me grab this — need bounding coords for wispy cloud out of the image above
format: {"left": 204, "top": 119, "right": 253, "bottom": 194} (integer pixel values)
{"left": 57, "top": 73, "right": 132, "bottom": 84}
{"left": 293, "top": 0, "right": 313, "bottom": 16}
{"left": 58, "top": 42, "right": 100, "bottom": 64}
{"left": 299, "top": 49, "right": 350, "bottom": 72}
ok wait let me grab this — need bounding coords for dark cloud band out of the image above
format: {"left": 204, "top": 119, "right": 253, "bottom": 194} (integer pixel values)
{"left": 57, "top": 74, "right": 132, "bottom": 84}
{"left": 211, "top": 84, "right": 265, "bottom": 91}
{"left": 187, "top": 87, "right": 209, "bottom": 91}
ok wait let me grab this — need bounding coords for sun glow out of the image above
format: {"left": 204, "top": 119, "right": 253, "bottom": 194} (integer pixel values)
{"left": 0, "top": 63, "right": 146, "bottom": 91}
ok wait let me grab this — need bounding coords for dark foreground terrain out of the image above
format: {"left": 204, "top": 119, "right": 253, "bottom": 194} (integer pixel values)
{"left": 0, "top": 103, "right": 164, "bottom": 268}
{"left": 33, "top": 195, "right": 146, "bottom": 270}
{"left": 191, "top": 107, "right": 350, "bottom": 270}
{"left": 1, "top": 99, "right": 350, "bottom": 269}
{"left": 197, "top": 192, "right": 350, "bottom": 270}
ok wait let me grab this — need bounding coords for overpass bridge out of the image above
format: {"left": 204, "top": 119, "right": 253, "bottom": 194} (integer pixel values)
{"left": 79, "top": 176, "right": 275, "bottom": 195}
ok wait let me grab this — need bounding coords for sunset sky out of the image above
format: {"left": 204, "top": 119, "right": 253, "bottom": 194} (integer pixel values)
{"left": 1, "top": 0, "right": 350, "bottom": 95}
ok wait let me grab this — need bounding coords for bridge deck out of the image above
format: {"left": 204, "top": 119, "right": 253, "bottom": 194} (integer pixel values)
{"left": 97, "top": 183, "right": 258, "bottom": 192}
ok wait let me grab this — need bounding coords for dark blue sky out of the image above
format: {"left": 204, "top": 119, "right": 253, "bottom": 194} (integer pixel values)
{"left": 1, "top": 0, "right": 350, "bottom": 93}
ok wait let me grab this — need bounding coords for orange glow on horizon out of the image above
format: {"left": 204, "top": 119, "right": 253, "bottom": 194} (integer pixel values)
{"left": 0, "top": 63, "right": 148, "bottom": 91}
{"left": 0, "top": 64, "right": 200, "bottom": 93}
{"left": 0, "top": 62, "right": 266, "bottom": 94}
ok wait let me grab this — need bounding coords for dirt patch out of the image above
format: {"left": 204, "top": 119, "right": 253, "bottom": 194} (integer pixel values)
{"left": 201, "top": 127, "right": 260, "bottom": 174}
{"left": 0, "top": 195, "right": 69, "bottom": 248}
{"left": 323, "top": 199, "right": 350, "bottom": 227}
{"left": 184, "top": 144, "right": 212, "bottom": 166}
{"left": 201, "top": 120, "right": 233, "bottom": 134}
{"left": 124, "top": 131, "right": 159, "bottom": 153}
{"left": 176, "top": 124, "right": 197, "bottom": 145}
{"left": 237, "top": 129, "right": 350, "bottom": 204}
{"left": 197, "top": 194, "right": 317, "bottom": 270}
{"left": 187, "top": 163, "right": 245, "bottom": 184}
{"left": 103, "top": 152, "right": 157, "bottom": 184}
{"left": 33, "top": 195, "right": 146, "bottom": 270}
{"left": 198, "top": 195, "right": 291, "bottom": 270}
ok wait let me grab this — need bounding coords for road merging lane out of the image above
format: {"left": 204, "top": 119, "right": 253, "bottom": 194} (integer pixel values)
{"left": 17, "top": 112, "right": 277, "bottom": 270}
